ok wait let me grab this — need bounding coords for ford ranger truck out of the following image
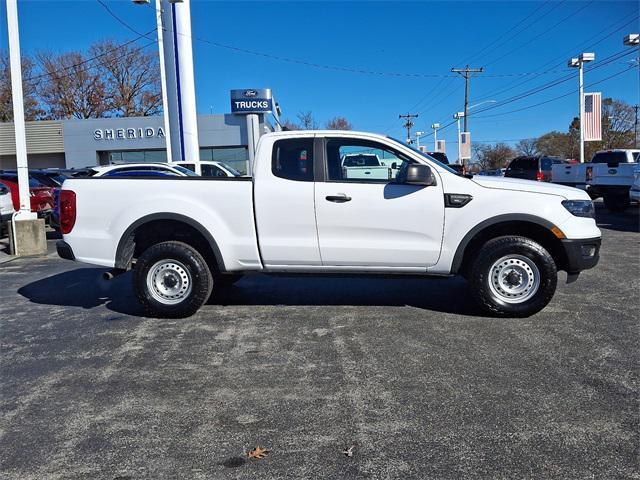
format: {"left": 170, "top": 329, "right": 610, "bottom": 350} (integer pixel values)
{"left": 56, "top": 131, "right": 601, "bottom": 318}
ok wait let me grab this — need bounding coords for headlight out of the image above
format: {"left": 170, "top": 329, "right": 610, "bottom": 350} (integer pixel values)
{"left": 562, "top": 199, "right": 595, "bottom": 218}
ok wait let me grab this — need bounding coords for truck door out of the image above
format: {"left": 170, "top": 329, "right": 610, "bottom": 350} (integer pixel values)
{"left": 253, "top": 136, "right": 322, "bottom": 266}
{"left": 314, "top": 137, "right": 445, "bottom": 269}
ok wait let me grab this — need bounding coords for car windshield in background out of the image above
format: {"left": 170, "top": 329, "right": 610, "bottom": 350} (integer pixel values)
{"left": 172, "top": 165, "right": 199, "bottom": 176}
{"left": 220, "top": 164, "right": 242, "bottom": 176}
{"left": 387, "top": 137, "right": 458, "bottom": 174}
{"left": 591, "top": 152, "right": 627, "bottom": 164}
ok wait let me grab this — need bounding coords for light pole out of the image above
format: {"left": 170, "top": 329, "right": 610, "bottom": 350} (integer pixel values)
{"left": 624, "top": 34, "right": 639, "bottom": 146}
{"left": 133, "top": 0, "right": 173, "bottom": 163}
{"left": 415, "top": 131, "right": 424, "bottom": 148}
{"left": 5, "top": 0, "right": 46, "bottom": 256}
{"left": 133, "top": 0, "right": 201, "bottom": 171}
{"left": 568, "top": 52, "right": 595, "bottom": 163}
{"left": 453, "top": 112, "right": 464, "bottom": 164}
{"left": 431, "top": 123, "right": 440, "bottom": 151}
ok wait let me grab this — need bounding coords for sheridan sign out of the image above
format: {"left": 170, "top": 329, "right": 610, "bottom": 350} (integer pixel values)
{"left": 93, "top": 126, "right": 166, "bottom": 141}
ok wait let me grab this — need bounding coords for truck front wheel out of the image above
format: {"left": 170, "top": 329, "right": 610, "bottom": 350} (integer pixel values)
{"left": 133, "top": 241, "right": 213, "bottom": 318}
{"left": 469, "top": 236, "right": 557, "bottom": 317}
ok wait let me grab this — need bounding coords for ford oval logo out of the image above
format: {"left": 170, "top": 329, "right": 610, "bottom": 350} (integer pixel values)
{"left": 608, "top": 168, "right": 616, "bottom": 174}
{"left": 243, "top": 90, "right": 258, "bottom": 97}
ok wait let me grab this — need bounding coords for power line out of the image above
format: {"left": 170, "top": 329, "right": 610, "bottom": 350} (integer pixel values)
{"left": 473, "top": 14, "right": 640, "bottom": 103}
{"left": 419, "top": 63, "right": 636, "bottom": 140}
{"left": 473, "top": 65, "right": 637, "bottom": 119}
{"left": 484, "top": 1, "right": 594, "bottom": 67}
{"left": 456, "top": 1, "right": 554, "bottom": 66}
{"left": 23, "top": 31, "right": 156, "bottom": 84}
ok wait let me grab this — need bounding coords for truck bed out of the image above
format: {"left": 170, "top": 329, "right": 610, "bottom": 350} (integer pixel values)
{"left": 62, "top": 177, "right": 262, "bottom": 270}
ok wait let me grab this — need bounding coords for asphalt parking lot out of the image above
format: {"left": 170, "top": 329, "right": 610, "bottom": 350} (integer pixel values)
{"left": 1, "top": 203, "right": 638, "bottom": 479}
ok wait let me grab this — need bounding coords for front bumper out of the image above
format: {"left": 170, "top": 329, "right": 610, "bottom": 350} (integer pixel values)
{"left": 56, "top": 240, "right": 75, "bottom": 261}
{"left": 561, "top": 237, "right": 601, "bottom": 273}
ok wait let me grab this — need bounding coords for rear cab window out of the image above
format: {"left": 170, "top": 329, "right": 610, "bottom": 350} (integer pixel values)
{"left": 272, "top": 138, "right": 314, "bottom": 181}
{"left": 591, "top": 151, "right": 627, "bottom": 165}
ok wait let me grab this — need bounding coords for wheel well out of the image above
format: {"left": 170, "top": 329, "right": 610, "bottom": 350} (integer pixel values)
{"left": 119, "top": 219, "right": 222, "bottom": 273}
{"left": 456, "top": 221, "right": 568, "bottom": 276}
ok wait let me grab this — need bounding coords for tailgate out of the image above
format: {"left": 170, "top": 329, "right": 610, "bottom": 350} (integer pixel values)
{"left": 588, "top": 163, "right": 638, "bottom": 186}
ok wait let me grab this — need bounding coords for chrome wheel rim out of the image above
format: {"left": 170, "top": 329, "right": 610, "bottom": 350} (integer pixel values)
{"left": 488, "top": 254, "right": 540, "bottom": 304}
{"left": 146, "top": 259, "right": 192, "bottom": 305}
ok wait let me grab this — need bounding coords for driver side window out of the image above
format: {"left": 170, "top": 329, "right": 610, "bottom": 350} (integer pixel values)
{"left": 325, "top": 138, "right": 414, "bottom": 183}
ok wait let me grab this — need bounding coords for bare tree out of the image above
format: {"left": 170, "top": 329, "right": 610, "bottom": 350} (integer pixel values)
{"left": 474, "top": 143, "right": 515, "bottom": 171}
{"left": 515, "top": 138, "right": 538, "bottom": 156}
{"left": 281, "top": 118, "right": 299, "bottom": 130}
{"left": 37, "top": 51, "right": 109, "bottom": 119}
{"left": 90, "top": 40, "right": 161, "bottom": 117}
{"left": 325, "top": 116, "right": 352, "bottom": 130}
{"left": 535, "top": 131, "right": 576, "bottom": 159}
{"left": 0, "top": 53, "right": 43, "bottom": 122}
{"left": 296, "top": 111, "right": 317, "bottom": 130}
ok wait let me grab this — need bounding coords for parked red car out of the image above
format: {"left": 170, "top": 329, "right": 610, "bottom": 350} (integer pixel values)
{"left": 0, "top": 174, "right": 54, "bottom": 218}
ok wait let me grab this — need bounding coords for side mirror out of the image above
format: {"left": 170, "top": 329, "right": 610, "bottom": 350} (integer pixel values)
{"left": 399, "top": 164, "right": 436, "bottom": 186}
{"left": 391, "top": 162, "right": 398, "bottom": 169}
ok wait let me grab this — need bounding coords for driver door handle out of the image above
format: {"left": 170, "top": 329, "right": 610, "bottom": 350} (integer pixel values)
{"left": 325, "top": 194, "right": 352, "bottom": 203}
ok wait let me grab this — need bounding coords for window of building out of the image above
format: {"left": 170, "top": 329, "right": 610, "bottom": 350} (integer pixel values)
{"left": 272, "top": 138, "right": 314, "bottom": 182}
{"left": 99, "top": 149, "right": 168, "bottom": 165}
{"left": 199, "top": 146, "right": 248, "bottom": 174}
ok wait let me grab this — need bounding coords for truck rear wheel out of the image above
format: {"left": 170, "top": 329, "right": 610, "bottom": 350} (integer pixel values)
{"left": 469, "top": 236, "right": 557, "bottom": 317}
{"left": 134, "top": 241, "right": 213, "bottom": 318}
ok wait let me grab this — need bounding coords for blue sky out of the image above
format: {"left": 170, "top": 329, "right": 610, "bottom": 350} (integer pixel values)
{"left": 1, "top": 0, "right": 638, "bottom": 150}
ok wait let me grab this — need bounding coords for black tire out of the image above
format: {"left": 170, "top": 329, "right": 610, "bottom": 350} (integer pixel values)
{"left": 469, "top": 236, "right": 557, "bottom": 317}
{"left": 603, "top": 192, "right": 629, "bottom": 212}
{"left": 133, "top": 241, "right": 213, "bottom": 318}
{"left": 213, "top": 274, "right": 243, "bottom": 288}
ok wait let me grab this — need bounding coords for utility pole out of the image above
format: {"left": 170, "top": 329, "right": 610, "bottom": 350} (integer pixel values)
{"left": 451, "top": 65, "right": 483, "bottom": 131}
{"left": 399, "top": 113, "right": 419, "bottom": 144}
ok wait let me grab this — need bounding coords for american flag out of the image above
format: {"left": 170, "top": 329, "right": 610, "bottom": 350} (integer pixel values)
{"left": 584, "top": 92, "right": 602, "bottom": 141}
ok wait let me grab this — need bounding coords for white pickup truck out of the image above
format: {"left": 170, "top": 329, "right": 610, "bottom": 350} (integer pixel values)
{"left": 552, "top": 149, "right": 640, "bottom": 197}
{"left": 57, "top": 131, "right": 601, "bottom": 318}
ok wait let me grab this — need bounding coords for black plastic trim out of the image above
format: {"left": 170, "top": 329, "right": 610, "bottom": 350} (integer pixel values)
{"left": 561, "top": 237, "right": 601, "bottom": 273}
{"left": 56, "top": 240, "right": 75, "bottom": 261}
{"left": 450, "top": 214, "right": 556, "bottom": 274}
{"left": 444, "top": 193, "right": 473, "bottom": 208}
{"left": 114, "top": 213, "right": 225, "bottom": 271}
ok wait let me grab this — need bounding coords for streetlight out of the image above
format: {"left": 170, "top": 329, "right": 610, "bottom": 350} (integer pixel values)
{"left": 431, "top": 123, "right": 440, "bottom": 151}
{"left": 568, "top": 52, "right": 595, "bottom": 163}
{"left": 624, "top": 34, "right": 639, "bottom": 147}
{"left": 453, "top": 112, "right": 464, "bottom": 164}
{"left": 415, "top": 131, "right": 424, "bottom": 148}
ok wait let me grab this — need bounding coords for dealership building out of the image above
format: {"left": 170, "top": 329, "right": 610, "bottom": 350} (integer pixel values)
{"left": 0, "top": 90, "right": 279, "bottom": 175}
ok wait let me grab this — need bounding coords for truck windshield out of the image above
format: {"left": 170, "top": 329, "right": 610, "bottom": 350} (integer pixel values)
{"left": 387, "top": 137, "right": 458, "bottom": 174}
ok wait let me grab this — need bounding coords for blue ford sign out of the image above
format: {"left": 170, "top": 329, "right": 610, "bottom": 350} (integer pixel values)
{"left": 230, "top": 88, "right": 273, "bottom": 114}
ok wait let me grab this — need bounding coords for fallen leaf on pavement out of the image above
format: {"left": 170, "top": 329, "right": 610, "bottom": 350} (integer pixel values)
{"left": 343, "top": 445, "right": 355, "bottom": 457}
{"left": 248, "top": 446, "right": 270, "bottom": 459}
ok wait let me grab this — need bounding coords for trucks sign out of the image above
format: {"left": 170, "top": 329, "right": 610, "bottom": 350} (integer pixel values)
{"left": 230, "top": 89, "right": 273, "bottom": 114}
